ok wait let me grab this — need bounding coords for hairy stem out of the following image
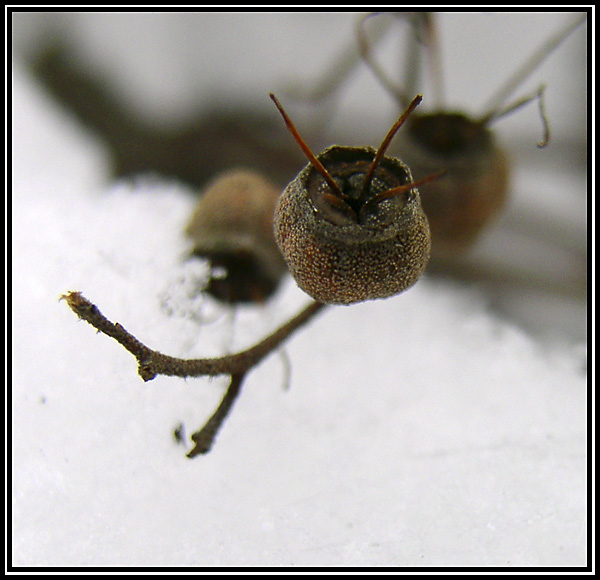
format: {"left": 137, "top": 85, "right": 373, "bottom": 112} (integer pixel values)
{"left": 63, "top": 291, "right": 325, "bottom": 380}
{"left": 187, "top": 372, "right": 246, "bottom": 457}
{"left": 62, "top": 291, "right": 327, "bottom": 455}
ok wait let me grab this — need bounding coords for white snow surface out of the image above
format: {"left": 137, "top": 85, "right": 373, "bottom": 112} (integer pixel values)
{"left": 11, "top": 12, "right": 587, "bottom": 567}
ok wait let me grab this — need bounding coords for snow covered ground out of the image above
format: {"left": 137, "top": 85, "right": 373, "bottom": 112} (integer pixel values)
{"left": 11, "top": 12, "right": 588, "bottom": 567}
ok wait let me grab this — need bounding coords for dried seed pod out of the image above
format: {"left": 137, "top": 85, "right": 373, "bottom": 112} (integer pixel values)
{"left": 356, "top": 13, "right": 585, "bottom": 257}
{"left": 185, "top": 168, "right": 288, "bottom": 303}
{"left": 271, "top": 94, "right": 438, "bottom": 305}
{"left": 397, "top": 112, "right": 510, "bottom": 255}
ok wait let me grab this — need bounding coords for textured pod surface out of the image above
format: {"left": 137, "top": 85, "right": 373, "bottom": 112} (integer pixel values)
{"left": 394, "top": 113, "right": 510, "bottom": 256}
{"left": 186, "top": 168, "right": 288, "bottom": 303}
{"left": 274, "top": 146, "right": 431, "bottom": 305}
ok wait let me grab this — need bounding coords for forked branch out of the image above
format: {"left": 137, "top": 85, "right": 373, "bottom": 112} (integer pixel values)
{"left": 62, "top": 291, "right": 326, "bottom": 456}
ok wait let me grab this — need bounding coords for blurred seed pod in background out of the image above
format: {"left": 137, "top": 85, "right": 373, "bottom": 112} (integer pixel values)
{"left": 395, "top": 111, "right": 510, "bottom": 257}
{"left": 295, "top": 12, "right": 585, "bottom": 263}
{"left": 185, "top": 169, "right": 288, "bottom": 304}
{"left": 358, "top": 13, "right": 585, "bottom": 260}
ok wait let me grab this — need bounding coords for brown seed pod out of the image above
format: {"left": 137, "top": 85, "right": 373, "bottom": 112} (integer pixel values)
{"left": 185, "top": 168, "right": 288, "bottom": 303}
{"left": 351, "top": 13, "right": 584, "bottom": 258}
{"left": 397, "top": 112, "right": 510, "bottom": 255}
{"left": 271, "top": 94, "right": 440, "bottom": 305}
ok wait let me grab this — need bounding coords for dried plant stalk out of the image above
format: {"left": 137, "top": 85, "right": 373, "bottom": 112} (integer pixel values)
{"left": 62, "top": 291, "right": 326, "bottom": 455}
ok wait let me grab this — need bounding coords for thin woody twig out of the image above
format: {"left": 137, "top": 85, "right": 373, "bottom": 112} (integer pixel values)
{"left": 61, "top": 291, "right": 326, "bottom": 455}
{"left": 62, "top": 291, "right": 325, "bottom": 381}
{"left": 187, "top": 372, "right": 246, "bottom": 457}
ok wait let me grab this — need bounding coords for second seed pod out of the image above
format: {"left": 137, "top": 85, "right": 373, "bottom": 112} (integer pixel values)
{"left": 185, "top": 168, "right": 288, "bottom": 303}
{"left": 396, "top": 112, "right": 510, "bottom": 256}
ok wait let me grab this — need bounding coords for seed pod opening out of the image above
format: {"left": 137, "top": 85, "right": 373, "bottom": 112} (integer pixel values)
{"left": 274, "top": 145, "right": 431, "bottom": 305}
{"left": 186, "top": 169, "right": 288, "bottom": 303}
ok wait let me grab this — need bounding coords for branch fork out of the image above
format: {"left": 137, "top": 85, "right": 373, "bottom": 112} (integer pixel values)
{"left": 62, "top": 291, "right": 325, "bottom": 457}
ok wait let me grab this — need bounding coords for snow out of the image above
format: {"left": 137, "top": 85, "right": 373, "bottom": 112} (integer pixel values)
{"left": 11, "top": 12, "right": 588, "bottom": 567}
